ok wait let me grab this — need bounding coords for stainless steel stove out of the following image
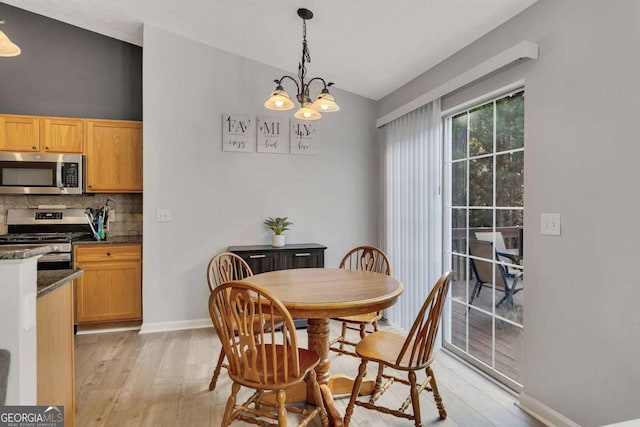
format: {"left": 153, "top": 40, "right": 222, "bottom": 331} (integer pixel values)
{"left": 0, "top": 208, "right": 93, "bottom": 269}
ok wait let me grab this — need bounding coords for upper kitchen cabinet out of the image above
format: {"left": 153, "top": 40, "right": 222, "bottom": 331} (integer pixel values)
{"left": 0, "top": 114, "right": 84, "bottom": 154}
{"left": 40, "top": 117, "right": 84, "bottom": 153}
{"left": 85, "top": 119, "right": 143, "bottom": 193}
{"left": 0, "top": 114, "right": 40, "bottom": 152}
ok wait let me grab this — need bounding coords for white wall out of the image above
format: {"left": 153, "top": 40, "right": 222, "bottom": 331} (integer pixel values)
{"left": 379, "top": 1, "right": 640, "bottom": 425}
{"left": 142, "top": 25, "right": 378, "bottom": 327}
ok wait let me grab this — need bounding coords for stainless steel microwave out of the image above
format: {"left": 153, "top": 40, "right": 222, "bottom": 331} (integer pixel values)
{"left": 0, "top": 152, "right": 83, "bottom": 194}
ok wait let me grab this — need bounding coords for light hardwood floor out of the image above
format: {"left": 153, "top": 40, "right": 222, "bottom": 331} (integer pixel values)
{"left": 75, "top": 321, "right": 544, "bottom": 427}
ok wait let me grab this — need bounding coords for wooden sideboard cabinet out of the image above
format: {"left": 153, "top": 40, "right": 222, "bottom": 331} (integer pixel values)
{"left": 228, "top": 243, "right": 326, "bottom": 328}
{"left": 228, "top": 243, "right": 326, "bottom": 273}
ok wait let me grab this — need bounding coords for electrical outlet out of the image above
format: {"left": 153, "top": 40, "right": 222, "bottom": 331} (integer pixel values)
{"left": 541, "top": 213, "right": 561, "bottom": 236}
{"left": 156, "top": 208, "right": 172, "bottom": 223}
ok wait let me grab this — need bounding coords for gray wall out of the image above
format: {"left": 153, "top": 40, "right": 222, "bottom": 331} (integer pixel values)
{"left": 380, "top": 1, "right": 640, "bottom": 425}
{"left": 0, "top": 3, "right": 141, "bottom": 120}
{"left": 142, "top": 25, "right": 379, "bottom": 327}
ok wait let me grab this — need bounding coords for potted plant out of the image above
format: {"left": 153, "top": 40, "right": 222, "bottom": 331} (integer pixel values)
{"left": 263, "top": 216, "right": 292, "bottom": 247}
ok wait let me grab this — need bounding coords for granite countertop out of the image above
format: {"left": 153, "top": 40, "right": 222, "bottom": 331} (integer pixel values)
{"left": 37, "top": 269, "right": 84, "bottom": 298}
{"left": 0, "top": 244, "right": 53, "bottom": 261}
{"left": 73, "top": 235, "right": 142, "bottom": 245}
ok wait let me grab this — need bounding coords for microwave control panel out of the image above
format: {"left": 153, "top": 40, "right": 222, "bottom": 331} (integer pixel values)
{"left": 63, "top": 163, "right": 79, "bottom": 188}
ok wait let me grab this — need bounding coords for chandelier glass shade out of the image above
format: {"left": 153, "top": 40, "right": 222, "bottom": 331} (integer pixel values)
{"left": 264, "top": 9, "right": 339, "bottom": 120}
{"left": 0, "top": 20, "right": 21, "bottom": 57}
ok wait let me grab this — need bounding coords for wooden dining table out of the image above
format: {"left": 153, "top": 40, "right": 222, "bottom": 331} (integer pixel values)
{"left": 250, "top": 267, "right": 403, "bottom": 426}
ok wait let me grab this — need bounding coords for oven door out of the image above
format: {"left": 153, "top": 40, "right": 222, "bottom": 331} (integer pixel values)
{"left": 0, "top": 152, "right": 82, "bottom": 195}
{"left": 37, "top": 252, "right": 72, "bottom": 270}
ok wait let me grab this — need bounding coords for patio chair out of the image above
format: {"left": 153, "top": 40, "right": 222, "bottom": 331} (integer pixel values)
{"left": 468, "top": 240, "right": 523, "bottom": 308}
{"left": 474, "top": 231, "right": 521, "bottom": 276}
{"left": 344, "top": 271, "right": 452, "bottom": 427}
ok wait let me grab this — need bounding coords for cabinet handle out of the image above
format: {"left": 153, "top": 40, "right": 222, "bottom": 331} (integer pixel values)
{"left": 32, "top": 146, "right": 37, "bottom": 150}
{"left": 295, "top": 253, "right": 311, "bottom": 257}
{"left": 106, "top": 252, "right": 111, "bottom": 256}
{"left": 45, "top": 146, "right": 49, "bottom": 150}
{"left": 249, "top": 254, "right": 266, "bottom": 259}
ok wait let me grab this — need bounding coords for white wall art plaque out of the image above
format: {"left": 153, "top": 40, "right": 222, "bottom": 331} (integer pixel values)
{"left": 257, "top": 116, "right": 288, "bottom": 154}
{"left": 290, "top": 120, "right": 317, "bottom": 155}
{"left": 222, "top": 114, "right": 255, "bottom": 152}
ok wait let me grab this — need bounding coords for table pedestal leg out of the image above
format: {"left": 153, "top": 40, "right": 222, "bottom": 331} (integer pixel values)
{"left": 260, "top": 318, "right": 375, "bottom": 427}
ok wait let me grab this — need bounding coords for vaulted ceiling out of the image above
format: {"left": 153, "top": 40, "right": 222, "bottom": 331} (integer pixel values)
{"left": 2, "top": 0, "right": 537, "bottom": 100}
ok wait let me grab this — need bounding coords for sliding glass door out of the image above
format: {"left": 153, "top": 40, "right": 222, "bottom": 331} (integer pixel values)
{"left": 442, "top": 90, "right": 525, "bottom": 389}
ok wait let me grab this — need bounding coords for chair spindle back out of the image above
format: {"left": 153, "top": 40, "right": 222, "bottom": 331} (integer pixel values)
{"left": 207, "top": 252, "right": 253, "bottom": 291}
{"left": 396, "top": 271, "right": 452, "bottom": 368}
{"left": 339, "top": 246, "right": 392, "bottom": 275}
{"left": 209, "top": 281, "right": 301, "bottom": 388}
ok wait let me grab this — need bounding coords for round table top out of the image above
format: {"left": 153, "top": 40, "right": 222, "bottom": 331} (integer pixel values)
{"left": 249, "top": 268, "right": 403, "bottom": 319}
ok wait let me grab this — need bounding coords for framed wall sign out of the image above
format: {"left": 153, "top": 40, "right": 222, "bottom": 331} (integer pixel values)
{"left": 257, "top": 116, "right": 288, "bottom": 154}
{"left": 222, "top": 114, "right": 255, "bottom": 152}
{"left": 290, "top": 120, "right": 317, "bottom": 155}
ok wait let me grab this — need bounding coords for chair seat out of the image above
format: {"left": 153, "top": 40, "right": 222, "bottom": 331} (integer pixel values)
{"left": 355, "top": 331, "right": 422, "bottom": 369}
{"left": 333, "top": 312, "right": 381, "bottom": 324}
{"left": 230, "top": 345, "right": 320, "bottom": 388}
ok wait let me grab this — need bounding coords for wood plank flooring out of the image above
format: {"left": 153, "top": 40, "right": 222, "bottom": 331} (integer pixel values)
{"left": 75, "top": 321, "right": 543, "bottom": 426}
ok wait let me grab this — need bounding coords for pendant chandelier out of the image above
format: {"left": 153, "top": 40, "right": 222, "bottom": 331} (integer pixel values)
{"left": 0, "top": 19, "right": 21, "bottom": 57}
{"left": 264, "top": 8, "right": 339, "bottom": 121}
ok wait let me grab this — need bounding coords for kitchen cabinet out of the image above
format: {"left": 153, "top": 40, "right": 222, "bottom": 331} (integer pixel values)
{"left": 37, "top": 280, "right": 75, "bottom": 426}
{"left": 228, "top": 243, "right": 326, "bottom": 328}
{"left": 74, "top": 244, "right": 142, "bottom": 324}
{"left": 84, "top": 119, "right": 143, "bottom": 193}
{"left": 40, "top": 117, "right": 84, "bottom": 153}
{"left": 0, "top": 114, "right": 40, "bottom": 152}
{"left": 0, "top": 114, "right": 84, "bottom": 153}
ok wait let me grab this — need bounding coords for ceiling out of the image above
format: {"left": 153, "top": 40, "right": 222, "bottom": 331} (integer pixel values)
{"left": 2, "top": 0, "right": 537, "bottom": 100}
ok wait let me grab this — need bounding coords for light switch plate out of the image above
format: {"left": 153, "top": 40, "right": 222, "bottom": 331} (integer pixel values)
{"left": 156, "top": 208, "right": 172, "bottom": 223}
{"left": 541, "top": 213, "right": 561, "bottom": 235}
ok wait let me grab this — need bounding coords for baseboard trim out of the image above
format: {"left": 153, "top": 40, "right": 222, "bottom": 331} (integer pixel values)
{"left": 138, "top": 318, "right": 213, "bottom": 334}
{"left": 76, "top": 326, "right": 140, "bottom": 335}
{"left": 517, "top": 392, "right": 580, "bottom": 427}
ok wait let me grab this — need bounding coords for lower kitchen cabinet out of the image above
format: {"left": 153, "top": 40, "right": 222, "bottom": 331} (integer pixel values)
{"left": 74, "top": 244, "right": 142, "bottom": 324}
{"left": 37, "top": 280, "right": 75, "bottom": 426}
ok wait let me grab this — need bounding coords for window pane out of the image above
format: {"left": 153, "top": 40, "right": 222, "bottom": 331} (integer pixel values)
{"left": 451, "top": 255, "right": 468, "bottom": 303}
{"left": 469, "top": 208, "right": 492, "bottom": 229}
{"left": 451, "top": 208, "right": 467, "bottom": 255}
{"left": 497, "top": 210, "right": 523, "bottom": 259}
{"left": 469, "top": 157, "right": 493, "bottom": 207}
{"left": 450, "top": 301, "right": 468, "bottom": 351}
{"left": 468, "top": 308, "right": 493, "bottom": 366}
{"left": 469, "top": 103, "right": 493, "bottom": 156}
{"left": 495, "top": 320, "right": 523, "bottom": 384}
{"left": 496, "top": 152, "right": 523, "bottom": 207}
{"left": 496, "top": 91, "right": 524, "bottom": 152}
{"left": 452, "top": 113, "right": 467, "bottom": 160}
{"left": 451, "top": 161, "right": 467, "bottom": 206}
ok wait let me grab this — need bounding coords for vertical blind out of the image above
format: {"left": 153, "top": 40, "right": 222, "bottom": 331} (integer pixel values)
{"left": 381, "top": 99, "right": 443, "bottom": 331}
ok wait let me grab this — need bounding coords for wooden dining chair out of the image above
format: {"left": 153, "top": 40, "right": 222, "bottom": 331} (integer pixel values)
{"left": 206, "top": 252, "right": 253, "bottom": 391}
{"left": 344, "top": 271, "right": 452, "bottom": 427}
{"left": 329, "top": 246, "right": 392, "bottom": 357}
{"left": 209, "top": 280, "right": 329, "bottom": 426}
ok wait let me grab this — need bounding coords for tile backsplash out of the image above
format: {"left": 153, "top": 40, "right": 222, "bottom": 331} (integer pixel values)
{"left": 0, "top": 194, "right": 143, "bottom": 236}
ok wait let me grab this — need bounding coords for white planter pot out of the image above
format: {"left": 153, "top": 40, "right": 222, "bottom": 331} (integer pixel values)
{"left": 272, "top": 234, "right": 285, "bottom": 247}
